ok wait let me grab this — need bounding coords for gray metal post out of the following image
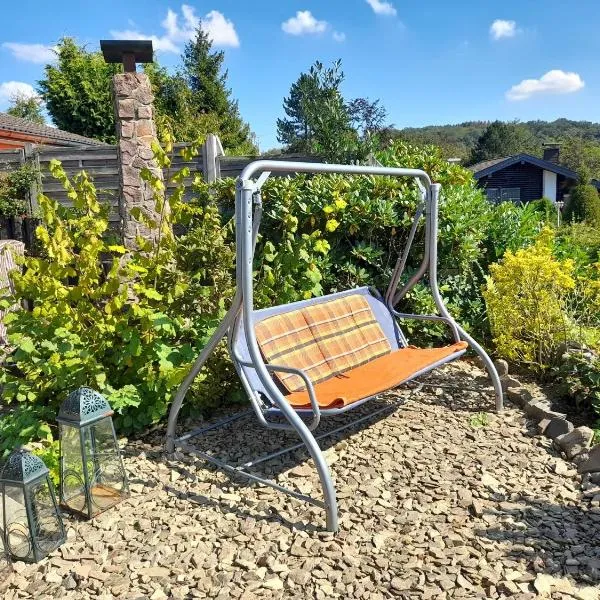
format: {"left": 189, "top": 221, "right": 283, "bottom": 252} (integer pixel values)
{"left": 237, "top": 180, "right": 339, "bottom": 531}
{"left": 426, "top": 184, "right": 503, "bottom": 411}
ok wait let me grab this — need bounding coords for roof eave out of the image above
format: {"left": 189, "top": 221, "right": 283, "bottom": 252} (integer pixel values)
{"left": 473, "top": 153, "right": 578, "bottom": 180}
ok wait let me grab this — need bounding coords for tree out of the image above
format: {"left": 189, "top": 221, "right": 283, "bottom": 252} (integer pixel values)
{"left": 276, "top": 72, "right": 321, "bottom": 152}
{"left": 38, "top": 38, "right": 120, "bottom": 143}
{"left": 347, "top": 98, "right": 387, "bottom": 138}
{"left": 277, "top": 60, "right": 380, "bottom": 162}
{"left": 560, "top": 137, "right": 600, "bottom": 180}
{"left": 38, "top": 35, "right": 256, "bottom": 152}
{"left": 468, "top": 121, "right": 539, "bottom": 165}
{"left": 180, "top": 27, "right": 255, "bottom": 153}
{"left": 563, "top": 169, "right": 600, "bottom": 226}
{"left": 6, "top": 94, "right": 45, "bottom": 125}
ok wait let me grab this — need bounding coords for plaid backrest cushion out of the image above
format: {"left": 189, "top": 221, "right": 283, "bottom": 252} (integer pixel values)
{"left": 254, "top": 309, "right": 334, "bottom": 393}
{"left": 255, "top": 294, "right": 391, "bottom": 394}
{"left": 303, "top": 294, "right": 391, "bottom": 374}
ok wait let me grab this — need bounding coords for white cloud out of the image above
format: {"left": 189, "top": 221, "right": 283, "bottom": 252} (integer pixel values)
{"left": 333, "top": 31, "right": 346, "bottom": 43}
{"left": 490, "top": 19, "right": 518, "bottom": 40}
{"left": 0, "top": 81, "right": 36, "bottom": 104}
{"left": 506, "top": 69, "right": 585, "bottom": 101}
{"left": 202, "top": 10, "right": 240, "bottom": 47}
{"left": 282, "top": 11, "right": 328, "bottom": 35}
{"left": 111, "top": 4, "right": 239, "bottom": 52}
{"left": 366, "top": 0, "right": 397, "bottom": 16}
{"left": 2, "top": 42, "right": 56, "bottom": 64}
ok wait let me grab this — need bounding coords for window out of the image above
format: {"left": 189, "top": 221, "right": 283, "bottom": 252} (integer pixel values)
{"left": 485, "top": 187, "right": 521, "bottom": 203}
{"left": 486, "top": 188, "right": 499, "bottom": 202}
{"left": 501, "top": 188, "right": 521, "bottom": 202}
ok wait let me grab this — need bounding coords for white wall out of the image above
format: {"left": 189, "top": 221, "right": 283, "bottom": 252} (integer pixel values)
{"left": 543, "top": 170, "right": 557, "bottom": 202}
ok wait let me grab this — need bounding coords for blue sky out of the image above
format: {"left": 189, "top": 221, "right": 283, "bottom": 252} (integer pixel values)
{"left": 0, "top": 0, "right": 597, "bottom": 150}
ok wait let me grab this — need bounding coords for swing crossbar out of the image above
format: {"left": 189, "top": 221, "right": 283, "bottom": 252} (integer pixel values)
{"left": 165, "top": 160, "right": 504, "bottom": 533}
{"left": 173, "top": 391, "right": 412, "bottom": 514}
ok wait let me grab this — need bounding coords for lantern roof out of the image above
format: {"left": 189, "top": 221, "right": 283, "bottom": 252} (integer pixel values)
{"left": 0, "top": 447, "right": 48, "bottom": 484}
{"left": 58, "top": 387, "right": 114, "bottom": 426}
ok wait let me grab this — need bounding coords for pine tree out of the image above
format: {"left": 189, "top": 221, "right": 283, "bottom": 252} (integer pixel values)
{"left": 181, "top": 28, "right": 255, "bottom": 153}
{"left": 276, "top": 73, "right": 320, "bottom": 152}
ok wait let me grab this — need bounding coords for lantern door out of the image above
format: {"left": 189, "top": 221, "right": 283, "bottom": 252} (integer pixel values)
{"left": 0, "top": 483, "right": 32, "bottom": 562}
{"left": 26, "top": 477, "right": 65, "bottom": 562}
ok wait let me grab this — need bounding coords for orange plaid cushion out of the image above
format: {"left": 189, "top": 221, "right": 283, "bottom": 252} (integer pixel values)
{"left": 255, "top": 294, "right": 391, "bottom": 393}
{"left": 255, "top": 310, "right": 333, "bottom": 392}
{"left": 303, "top": 295, "right": 391, "bottom": 373}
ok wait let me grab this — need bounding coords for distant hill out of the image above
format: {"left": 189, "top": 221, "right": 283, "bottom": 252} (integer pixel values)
{"left": 390, "top": 119, "right": 600, "bottom": 161}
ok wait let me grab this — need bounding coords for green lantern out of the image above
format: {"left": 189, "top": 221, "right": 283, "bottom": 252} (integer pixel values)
{"left": 58, "top": 388, "right": 129, "bottom": 519}
{"left": 0, "top": 448, "right": 66, "bottom": 563}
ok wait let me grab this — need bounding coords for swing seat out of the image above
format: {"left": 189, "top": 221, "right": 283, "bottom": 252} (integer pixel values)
{"left": 283, "top": 342, "right": 468, "bottom": 409}
{"left": 239, "top": 287, "right": 468, "bottom": 414}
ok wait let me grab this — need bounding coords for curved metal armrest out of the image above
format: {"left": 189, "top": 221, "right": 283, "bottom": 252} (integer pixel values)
{"left": 236, "top": 358, "right": 321, "bottom": 430}
{"left": 392, "top": 311, "right": 461, "bottom": 343}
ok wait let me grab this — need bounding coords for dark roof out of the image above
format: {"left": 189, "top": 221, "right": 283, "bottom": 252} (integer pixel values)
{"left": 0, "top": 113, "right": 107, "bottom": 147}
{"left": 468, "top": 157, "right": 510, "bottom": 173}
{"left": 470, "top": 153, "right": 579, "bottom": 180}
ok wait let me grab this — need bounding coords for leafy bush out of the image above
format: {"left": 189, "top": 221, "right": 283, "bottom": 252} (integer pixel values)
{"left": 0, "top": 146, "right": 235, "bottom": 456}
{"left": 530, "top": 197, "right": 558, "bottom": 224}
{"left": 554, "top": 351, "right": 600, "bottom": 435}
{"left": 555, "top": 222, "right": 600, "bottom": 272}
{"left": 483, "top": 228, "right": 575, "bottom": 370}
{"left": 0, "top": 164, "right": 36, "bottom": 217}
{"left": 564, "top": 182, "right": 600, "bottom": 226}
{"left": 484, "top": 201, "right": 547, "bottom": 264}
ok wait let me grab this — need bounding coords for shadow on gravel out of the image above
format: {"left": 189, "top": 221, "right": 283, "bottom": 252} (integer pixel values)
{"left": 477, "top": 499, "right": 600, "bottom": 584}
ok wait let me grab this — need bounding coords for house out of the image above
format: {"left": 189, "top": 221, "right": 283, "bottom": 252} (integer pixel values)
{"left": 470, "top": 145, "right": 598, "bottom": 204}
{"left": 0, "top": 113, "right": 106, "bottom": 149}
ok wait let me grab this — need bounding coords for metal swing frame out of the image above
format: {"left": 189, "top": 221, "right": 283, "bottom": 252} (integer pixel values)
{"left": 165, "top": 160, "right": 503, "bottom": 532}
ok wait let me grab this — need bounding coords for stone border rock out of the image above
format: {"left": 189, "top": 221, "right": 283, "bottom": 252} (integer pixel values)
{"left": 495, "top": 358, "right": 599, "bottom": 489}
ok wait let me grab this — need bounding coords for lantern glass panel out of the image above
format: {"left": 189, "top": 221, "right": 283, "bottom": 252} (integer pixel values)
{"left": 1, "top": 484, "right": 31, "bottom": 561}
{"left": 83, "top": 417, "right": 127, "bottom": 516}
{"left": 29, "top": 479, "right": 63, "bottom": 557}
{"left": 59, "top": 423, "right": 88, "bottom": 514}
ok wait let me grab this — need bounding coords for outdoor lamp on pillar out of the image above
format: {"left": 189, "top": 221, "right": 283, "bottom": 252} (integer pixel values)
{"left": 0, "top": 448, "right": 65, "bottom": 563}
{"left": 58, "top": 388, "right": 128, "bottom": 519}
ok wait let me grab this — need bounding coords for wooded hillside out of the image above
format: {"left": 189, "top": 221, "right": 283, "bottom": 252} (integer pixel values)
{"left": 392, "top": 119, "right": 600, "bottom": 161}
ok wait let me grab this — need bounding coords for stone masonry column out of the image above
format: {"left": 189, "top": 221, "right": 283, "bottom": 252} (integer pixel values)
{"left": 112, "top": 73, "right": 167, "bottom": 249}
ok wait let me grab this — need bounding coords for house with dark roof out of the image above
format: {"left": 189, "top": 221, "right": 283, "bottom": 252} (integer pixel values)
{"left": 470, "top": 145, "right": 598, "bottom": 204}
{"left": 0, "top": 113, "right": 107, "bottom": 149}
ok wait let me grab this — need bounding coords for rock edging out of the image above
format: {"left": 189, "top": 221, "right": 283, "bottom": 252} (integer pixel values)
{"left": 495, "top": 359, "right": 600, "bottom": 487}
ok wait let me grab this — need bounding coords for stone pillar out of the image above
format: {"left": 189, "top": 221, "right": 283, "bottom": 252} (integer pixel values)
{"left": 112, "top": 73, "right": 167, "bottom": 249}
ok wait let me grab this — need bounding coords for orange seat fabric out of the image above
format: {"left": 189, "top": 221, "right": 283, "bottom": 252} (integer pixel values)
{"left": 284, "top": 341, "right": 468, "bottom": 409}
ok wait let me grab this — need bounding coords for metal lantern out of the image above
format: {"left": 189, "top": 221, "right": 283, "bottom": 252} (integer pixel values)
{"left": 0, "top": 448, "right": 66, "bottom": 562}
{"left": 58, "top": 388, "right": 128, "bottom": 519}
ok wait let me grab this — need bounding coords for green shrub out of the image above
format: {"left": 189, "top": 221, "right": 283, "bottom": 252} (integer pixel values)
{"left": 0, "top": 145, "right": 235, "bottom": 457}
{"left": 483, "top": 228, "right": 575, "bottom": 370}
{"left": 564, "top": 183, "right": 600, "bottom": 226}
{"left": 554, "top": 352, "right": 600, "bottom": 436}
{"left": 0, "top": 164, "right": 36, "bottom": 217}
{"left": 555, "top": 222, "right": 600, "bottom": 271}
{"left": 530, "top": 197, "right": 558, "bottom": 224}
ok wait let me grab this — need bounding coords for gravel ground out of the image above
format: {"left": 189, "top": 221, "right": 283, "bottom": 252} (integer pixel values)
{"left": 2, "top": 360, "right": 600, "bottom": 599}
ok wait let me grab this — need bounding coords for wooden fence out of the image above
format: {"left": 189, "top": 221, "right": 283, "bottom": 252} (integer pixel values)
{"left": 0, "top": 137, "right": 320, "bottom": 230}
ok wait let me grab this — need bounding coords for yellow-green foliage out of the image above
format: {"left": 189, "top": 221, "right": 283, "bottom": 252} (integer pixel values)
{"left": 483, "top": 228, "right": 575, "bottom": 369}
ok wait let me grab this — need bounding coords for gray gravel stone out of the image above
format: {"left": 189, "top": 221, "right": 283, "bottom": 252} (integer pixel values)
{"left": 544, "top": 418, "right": 574, "bottom": 440}
{"left": 3, "top": 359, "right": 599, "bottom": 599}
{"left": 557, "top": 427, "right": 595, "bottom": 460}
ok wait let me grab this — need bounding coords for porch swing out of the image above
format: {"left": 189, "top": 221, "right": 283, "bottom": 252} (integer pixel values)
{"left": 165, "top": 160, "right": 503, "bottom": 532}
